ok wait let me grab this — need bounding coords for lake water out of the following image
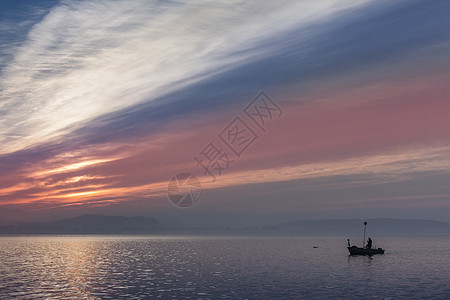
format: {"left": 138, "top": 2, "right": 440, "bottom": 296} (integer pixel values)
{"left": 0, "top": 236, "right": 449, "bottom": 299}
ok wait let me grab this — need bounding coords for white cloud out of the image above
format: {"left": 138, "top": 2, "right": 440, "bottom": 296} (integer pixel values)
{"left": 0, "top": 0, "right": 372, "bottom": 155}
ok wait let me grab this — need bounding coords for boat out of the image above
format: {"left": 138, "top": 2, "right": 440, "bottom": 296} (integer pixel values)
{"left": 347, "top": 246, "right": 385, "bottom": 255}
{"left": 347, "top": 221, "right": 385, "bottom": 256}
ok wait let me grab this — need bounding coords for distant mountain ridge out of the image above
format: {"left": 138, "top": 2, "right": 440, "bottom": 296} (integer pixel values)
{"left": 265, "top": 218, "right": 450, "bottom": 236}
{"left": 0, "top": 214, "right": 162, "bottom": 234}
{"left": 0, "top": 215, "right": 449, "bottom": 235}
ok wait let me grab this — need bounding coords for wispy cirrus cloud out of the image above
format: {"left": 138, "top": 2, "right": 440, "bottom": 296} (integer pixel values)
{"left": 0, "top": 0, "right": 373, "bottom": 155}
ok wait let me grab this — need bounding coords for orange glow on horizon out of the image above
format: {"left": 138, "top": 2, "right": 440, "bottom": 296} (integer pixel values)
{"left": 31, "top": 157, "right": 124, "bottom": 178}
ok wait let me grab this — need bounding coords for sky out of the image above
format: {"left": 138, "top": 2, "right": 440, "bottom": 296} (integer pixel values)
{"left": 1, "top": 0, "right": 450, "bottom": 226}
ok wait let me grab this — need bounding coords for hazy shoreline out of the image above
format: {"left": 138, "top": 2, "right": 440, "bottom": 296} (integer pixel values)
{"left": 1, "top": 214, "right": 449, "bottom": 236}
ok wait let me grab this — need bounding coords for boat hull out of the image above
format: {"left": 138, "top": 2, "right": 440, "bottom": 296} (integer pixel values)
{"left": 347, "top": 246, "right": 385, "bottom": 256}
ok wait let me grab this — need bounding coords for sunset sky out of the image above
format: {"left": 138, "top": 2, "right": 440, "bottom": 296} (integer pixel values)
{"left": 1, "top": 0, "right": 450, "bottom": 226}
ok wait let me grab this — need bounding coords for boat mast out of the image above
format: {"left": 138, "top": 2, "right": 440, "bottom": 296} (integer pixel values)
{"left": 362, "top": 221, "right": 367, "bottom": 248}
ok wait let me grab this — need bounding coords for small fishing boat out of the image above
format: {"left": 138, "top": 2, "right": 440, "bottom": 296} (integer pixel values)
{"left": 347, "top": 221, "right": 385, "bottom": 256}
{"left": 347, "top": 246, "right": 385, "bottom": 255}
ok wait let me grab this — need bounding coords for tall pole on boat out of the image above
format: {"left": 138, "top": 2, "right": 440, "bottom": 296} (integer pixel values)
{"left": 363, "top": 221, "right": 367, "bottom": 248}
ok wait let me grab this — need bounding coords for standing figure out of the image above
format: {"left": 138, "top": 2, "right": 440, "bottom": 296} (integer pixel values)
{"left": 366, "top": 237, "right": 372, "bottom": 249}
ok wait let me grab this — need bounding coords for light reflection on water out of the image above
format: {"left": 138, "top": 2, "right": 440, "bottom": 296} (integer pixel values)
{"left": 0, "top": 236, "right": 449, "bottom": 299}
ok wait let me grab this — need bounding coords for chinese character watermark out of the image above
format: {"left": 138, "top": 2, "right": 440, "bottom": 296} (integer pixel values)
{"left": 219, "top": 117, "right": 258, "bottom": 157}
{"left": 245, "top": 91, "right": 283, "bottom": 131}
{"left": 167, "top": 91, "right": 283, "bottom": 208}
{"left": 193, "top": 141, "right": 235, "bottom": 181}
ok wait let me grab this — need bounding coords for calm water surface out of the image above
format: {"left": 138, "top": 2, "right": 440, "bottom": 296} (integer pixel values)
{"left": 0, "top": 236, "right": 449, "bottom": 299}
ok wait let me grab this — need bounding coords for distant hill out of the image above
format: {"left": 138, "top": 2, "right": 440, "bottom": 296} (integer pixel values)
{"left": 0, "top": 215, "right": 449, "bottom": 235}
{"left": 0, "top": 214, "right": 162, "bottom": 234}
{"left": 262, "top": 218, "right": 450, "bottom": 236}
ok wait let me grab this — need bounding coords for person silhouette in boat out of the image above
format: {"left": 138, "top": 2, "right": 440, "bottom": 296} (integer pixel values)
{"left": 366, "top": 237, "right": 372, "bottom": 249}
